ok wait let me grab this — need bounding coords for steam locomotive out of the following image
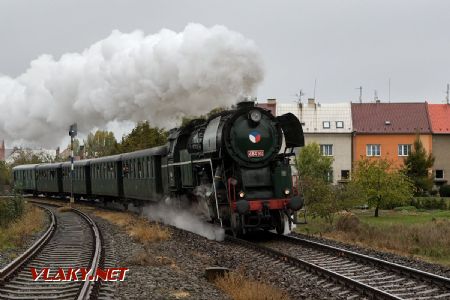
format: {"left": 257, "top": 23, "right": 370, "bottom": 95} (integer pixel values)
{"left": 13, "top": 101, "right": 305, "bottom": 235}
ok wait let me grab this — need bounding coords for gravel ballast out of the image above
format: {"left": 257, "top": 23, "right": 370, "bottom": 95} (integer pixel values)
{"left": 92, "top": 213, "right": 359, "bottom": 300}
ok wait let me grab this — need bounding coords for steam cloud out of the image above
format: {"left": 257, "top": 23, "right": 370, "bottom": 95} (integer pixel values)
{"left": 0, "top": 23, "right": 264, "bottom": 146}
{"left": 142, "top": 202, "right": 225, "bottom": 241}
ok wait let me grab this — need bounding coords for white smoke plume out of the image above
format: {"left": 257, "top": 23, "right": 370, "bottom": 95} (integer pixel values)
{"left": 142, "top": 202, "right": 225, "bottom": 242}
{"left": 0, "top": 23, "right": 264, "bottom": 146}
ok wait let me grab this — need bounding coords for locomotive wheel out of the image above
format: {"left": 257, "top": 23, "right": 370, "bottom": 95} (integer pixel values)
{"left": 275, "top": 211, "right": 286, "bottom": 235}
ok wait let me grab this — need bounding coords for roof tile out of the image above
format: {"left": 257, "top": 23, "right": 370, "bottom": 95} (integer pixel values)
{"left": 351, "top": 102, "right": 431, "bottom": 134}
{"left": 428, "top": 104, "right": 450, "bottom": 133}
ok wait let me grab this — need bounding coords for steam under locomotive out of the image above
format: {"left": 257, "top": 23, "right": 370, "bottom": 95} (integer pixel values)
{"left": 13, "top": 101, "right": 305, "bottom": 235}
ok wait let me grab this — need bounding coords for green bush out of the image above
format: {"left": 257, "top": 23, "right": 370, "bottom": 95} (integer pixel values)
{"left": 411, "top": 197, "right": 448, "bottom": 210}
{"left": 0, "top": 196, "right": 24, "bottom": 227}
{"left": 393, "top": 206, "right": 417, "bottom": 211}
{"left": 440, "top": 185, "right": 450, "bottom": 197}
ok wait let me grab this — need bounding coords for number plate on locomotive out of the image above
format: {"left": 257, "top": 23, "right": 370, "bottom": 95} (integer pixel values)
{"left": 247, "top": 150, "right": 264, "bottom": 157}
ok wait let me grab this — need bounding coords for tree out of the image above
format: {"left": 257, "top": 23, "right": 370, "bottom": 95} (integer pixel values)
{"left": 118, "top": 121, "right": 167, "bottom": 153}
{"left": 296, "top": 143, "right": 337, "bottom": 224}
{"left": 84, "top": 130, "right": 118, "bottom": 158}
{"left": 404, "top": 136, "right": 435, "bottom": 196}
{"left": 296, "top": 142, "right": 334, "bottom": 182}
{"left": 351, "top": 158, "right": 414, "bottom": 217}
{"left": 9, "top": 149, "right": 54, "bottom": 167}
{"left": 0, "top": 161, "right": 11, "bottom": 192}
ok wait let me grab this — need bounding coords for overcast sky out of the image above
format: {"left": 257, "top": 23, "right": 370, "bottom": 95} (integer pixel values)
{"left": 1, "top": 0, "right": 450, "bottom": 106}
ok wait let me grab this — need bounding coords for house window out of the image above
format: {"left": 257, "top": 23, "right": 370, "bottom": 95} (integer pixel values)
{"left": 323, "top": 121, "right": 331, "bottom": 129}
{"left": 336, "top": 121, "right": 344, "bottom": 128}
{"left": 366, "top": 144, "right": 381, "bottom": 156}
{"left": 326, "top": 170, "right": 333, "bottom": 183}
{"left": 341, "top": 170, "right": 350, "bottom": 180}
{"left": 320, "top": 144, "right": 333, "bottom": 156}
{"left": 436, "top": 170, "right": 444, "bottom": 179}
{"left": 398, "top": 144, "right": 411, "bottom": 156}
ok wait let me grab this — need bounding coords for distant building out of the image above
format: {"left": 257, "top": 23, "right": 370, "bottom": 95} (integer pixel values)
{"left": 427, "top": 104, "right": 450, "bottom": 186}
{"left": 351, "top": 102, "right": 432, "bottom": 168}
{"left": 276, "top": 99, "right": 353, "bottom": 184}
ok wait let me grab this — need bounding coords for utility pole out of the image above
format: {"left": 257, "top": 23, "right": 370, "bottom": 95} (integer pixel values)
{"left": 388, "top": 78, "right": 391, "bottom": 103}
{"left": 69, "top": 123, "right": 77, "bottom": 205}
{"left": 356, "top": 86, "right": 363, "bottom": 103}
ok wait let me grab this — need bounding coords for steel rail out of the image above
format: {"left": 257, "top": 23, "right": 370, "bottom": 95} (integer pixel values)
{"left": 226, "top": 235, "right": 402, "bottom": 300}
{"left": 74, "top": 208, "right": 102, "bottom": 300}
{"left": 1, "top": 200, "right": 103, "bottom": 300}
{"left": 275, "top": 233, "right": 450, "bottom": 289}
{"left": 0, "top": 206, "right": 56, "bottom": 282}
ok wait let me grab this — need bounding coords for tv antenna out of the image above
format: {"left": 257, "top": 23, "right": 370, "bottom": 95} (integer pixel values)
{"left": 313, "top": 79, "right": 317, "bottom": 99}
{"left": 294, "top": 89, "right": 305, "bottom": 104}
{"left": 356, "top": 86, "right": 363, "bottom": 103}
{"left": 374, "top": 90, "right": 379, "bottom": 102}
{"left": 446, "top": 83, "right": 449, "bottom": 104}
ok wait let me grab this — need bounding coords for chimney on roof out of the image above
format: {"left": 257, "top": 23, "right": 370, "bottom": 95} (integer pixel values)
{"left": 267, "top": 98, "right": 276, "bottom": 105}
{"left": 307, "top": 98, "right": 316, "bottom": 108}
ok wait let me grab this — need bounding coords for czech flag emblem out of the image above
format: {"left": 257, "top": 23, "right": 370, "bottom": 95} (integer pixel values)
{"left": 249, "top": 131, "right": 261, "bottom": 143}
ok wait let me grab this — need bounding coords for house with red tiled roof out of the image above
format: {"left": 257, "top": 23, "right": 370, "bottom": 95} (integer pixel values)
{"left": 351, "top": 102, "right": 433, "bottom": 168}
{"left": 427, "top": 104, "right": 450, "bottom": 186}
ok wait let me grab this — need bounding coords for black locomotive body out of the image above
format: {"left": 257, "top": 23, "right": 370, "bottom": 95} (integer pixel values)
{"left": 13, "top": 101, "right": 305, "bottom": 234}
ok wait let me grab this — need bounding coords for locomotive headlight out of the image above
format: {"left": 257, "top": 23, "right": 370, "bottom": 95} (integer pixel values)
{"left": 239, "top": 191, "right": 245, "bottom": 198}
{"left": 249, "top": 110, "right": 262, "bottom": 123}
{"left": 284, "top": 188, "right": 290, "bottom": 196}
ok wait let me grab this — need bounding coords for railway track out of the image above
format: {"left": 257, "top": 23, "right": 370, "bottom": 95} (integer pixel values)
{"left": 228, "top": 232, "right": 450, "bottom": 300}
{"left": 0, "top": 203, "right": 102, "bottom": 300}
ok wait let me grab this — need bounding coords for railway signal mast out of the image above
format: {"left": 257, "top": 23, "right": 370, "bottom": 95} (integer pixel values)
{"left": 69, "top": 123, "right": 77, "bottom": 204}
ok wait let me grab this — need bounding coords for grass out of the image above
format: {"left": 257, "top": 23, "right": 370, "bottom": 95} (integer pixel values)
{"left": 214, "top": 271, "right": 289, "bottom": 300}
{"left": 92, "top": 210, "right": 171, "bottom": 245}
{"left": 0, "top": 203, "right": 46, "bottom": 252}
{"left": 296, "top": 209, "right": 450, "bottom": 266}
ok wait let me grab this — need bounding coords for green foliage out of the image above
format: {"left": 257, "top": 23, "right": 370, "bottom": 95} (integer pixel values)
{"left": 411, "top": 197, "right": 448, "bottom": 210}
{"left": 118, "top": 121, "right": 168, "bottom": 153}
{"left": 350, "top": 158, "right": 414, "bottom": 217}
{"left": 301, "top": 177, "right": 337, "bottom": 224}
{"left": 9, "top": 149, "right": 54, "bottom": 167}
{"left": 296, "top": 143, "right": 334, "bottom": 182}
{"left": 0, "top": 161, "right": 11, "bottom": 188}
{"left": 84, "top": 130, "right": 118, "bottom": 158}
{"left": 296, "top": 143, "right": 360, "bottom": 224}
{"left": 404, "top": 136, "right": 435, "bottom": 196}
{"left": 0, "top": 196, "right": 24, "bottom": 227}
{"left": 440, "top": 185, "right": 450, "bottom": 197}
